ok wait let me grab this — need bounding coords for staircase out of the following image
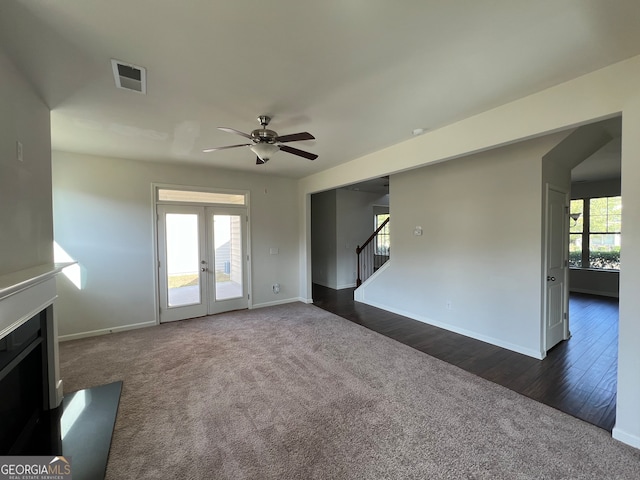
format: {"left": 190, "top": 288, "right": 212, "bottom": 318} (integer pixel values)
{"left": 356, "top": 217, "right": 389, "bottom": 286}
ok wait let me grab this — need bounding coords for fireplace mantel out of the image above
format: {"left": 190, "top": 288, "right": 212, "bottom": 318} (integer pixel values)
{"left": 0, "top": 262, "right": 73, "bottom": 409}
{"left": 0, "top": 262, "right": 73, "bottom": 301}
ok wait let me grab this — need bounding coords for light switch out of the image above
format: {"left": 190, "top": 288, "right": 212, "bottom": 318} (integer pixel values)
{"left": 16, "top": 141, "right": 23, "bottom": 162}
{"left": 269, "top": 247, "right": 279, "bottom": 255}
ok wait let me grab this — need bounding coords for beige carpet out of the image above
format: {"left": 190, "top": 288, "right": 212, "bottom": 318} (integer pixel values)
{"left": 60, "top": 303, "right": 640, "bottom": 479}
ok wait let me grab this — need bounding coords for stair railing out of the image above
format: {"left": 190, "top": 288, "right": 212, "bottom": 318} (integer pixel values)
{"left": 356, "top": 217, "right": 390, "bottom": 287}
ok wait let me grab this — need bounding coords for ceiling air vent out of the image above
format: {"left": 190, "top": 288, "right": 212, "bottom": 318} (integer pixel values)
{"left": 111, "top": 59, "right": 146, "bottom": 94}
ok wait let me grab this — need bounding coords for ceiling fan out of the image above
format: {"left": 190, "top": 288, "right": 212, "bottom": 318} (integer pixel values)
{"left": 203, "top": 115, "right": 318, "bottom": 164}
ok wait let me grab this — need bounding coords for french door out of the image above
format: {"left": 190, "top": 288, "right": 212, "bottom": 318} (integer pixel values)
{"left": 157, "top": 205, "right": 248, "bottom": 322}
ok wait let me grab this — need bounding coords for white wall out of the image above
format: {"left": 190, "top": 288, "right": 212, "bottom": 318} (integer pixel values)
{"left": 617, "top": 92, "right": 640, "bottom": 449}
{"left": 298, "top": 54, "right": 640, "bottom": 448}
{"left": 52, "top": 151, "right": 299, "bottom": 338}
{"left": 0, "top": 49, "right": 52, "bottom": 275}
{"left": 311, "top": 190, "right": 337, "bottom": 288}
{"left": 357, "top": 136, "right": 563, "bottom": 358}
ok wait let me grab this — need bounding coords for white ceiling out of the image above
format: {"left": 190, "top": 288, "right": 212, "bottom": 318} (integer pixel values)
{"left": 2, "top": 1, "right": 640, "bottom": 178}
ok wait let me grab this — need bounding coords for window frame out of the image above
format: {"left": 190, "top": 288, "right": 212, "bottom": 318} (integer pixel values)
{"left": 569, "top": 195, "right": 621, "bottom": 271}
{"left": 374, "top": 213, "right": 390, "bottom": 256}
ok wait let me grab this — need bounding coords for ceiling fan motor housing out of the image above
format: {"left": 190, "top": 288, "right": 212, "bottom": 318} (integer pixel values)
{"left": 251, "top": 129, "right": 278, "bottom": 144}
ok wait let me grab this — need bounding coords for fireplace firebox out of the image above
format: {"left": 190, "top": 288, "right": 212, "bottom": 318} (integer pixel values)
{"left": 0, "top": 265, "right": 66, "bottom": 455}
{"left": 0, "top": 309, "right": 53, "bottom": 453}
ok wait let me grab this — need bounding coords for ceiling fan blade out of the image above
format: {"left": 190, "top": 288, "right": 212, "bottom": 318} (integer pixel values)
{"left": 218, "top": 127, "right": 252, "bottom": 139}
{"left": 202, "top": 143, "right": 251, "bottom": 153}
{"left": 279, "top": 145, "right": 318, "bottom": 160}
{"left": 276, "top": 132, "right": 315, "bottom": 143}
{"left": 256, "top": 156, "right": 267, "bottom": 165}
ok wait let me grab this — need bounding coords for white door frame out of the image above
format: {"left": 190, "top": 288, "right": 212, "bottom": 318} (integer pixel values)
{"left": 152, "top": 184, "right": 252, "bottom": 324}
{"left": 542, "top": 183, "right": 570, "bottom": 354}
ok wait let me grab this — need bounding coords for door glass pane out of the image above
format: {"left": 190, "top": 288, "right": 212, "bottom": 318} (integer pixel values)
{"left": 213, "top": 215, "right": 243, "bottom": 300}
{"left": 166, "top": 214, "right": 200, "bottom": 307}
{"left": 158, "top": 189, "right": 245, "bottom": 205}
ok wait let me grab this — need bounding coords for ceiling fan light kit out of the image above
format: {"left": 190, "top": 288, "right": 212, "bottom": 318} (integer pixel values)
{"left": 250, "top": 143, "right": 280, "bottom": 161}
{"left": 203, "top": 115, "right": 318, "bottom": 164}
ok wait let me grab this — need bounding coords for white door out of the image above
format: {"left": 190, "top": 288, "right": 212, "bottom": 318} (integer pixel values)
{"left": 157, "top": 205, "right": 248, "bottom": 323}
{"left": 544, "top": 186, "right": 569, "bottom": 351}
{"left": 207, "top": 208, "right": 249, "bottom": 314}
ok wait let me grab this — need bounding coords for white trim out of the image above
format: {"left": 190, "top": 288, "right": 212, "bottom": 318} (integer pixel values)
{"left": 354, "top": 261, "right": 391, "bottom": 300}
{"left": 356, "top": 296, "right": 545, "bottom": 359}
{"left": 251, "top": 298, "right": 302, "bottom": 309}
{"left": 153, "top": 182, "right": 249, "bottom": 207}
{"left": 151, "top": 183, "right": 161, "bottom": 326}
{"left": 613, "top": 426, "right": 640, "bottom": 449}
{"left": 0, "top": 262, "right": 72, "bottom": 302}
{"left": 0, "top": 280, "right": 57, "bottom": 340}
{"left": 336, "top": 282, "right": 356, "bottom": 289}
{"left": 58, "top": 320, "right": 157, "bottom": 342}
{"left": 569, "top": 288, "right": 619, "bottom": 298}
{"left": 313, "top": 280, "right": 337, "bottom": 290}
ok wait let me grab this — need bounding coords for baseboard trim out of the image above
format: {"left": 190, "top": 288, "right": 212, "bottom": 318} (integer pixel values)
{"left": 612, "top": 426, "right": 640, "bottom": 449}
{"left": 312, "top": 280, "right": 337, "bottom": 290}
{"left": 336, "top": 283, "right": 356, "bottom": 290}
{"left": 59, "top": 320, "right": 157, "bottom": 342}
{"left": 356, "top": 297, "right": 544, "bottom": 360}
{"left": 251, "top": 298, "right": 301, "bottom": 309}
{"left": 570, "top": 288, "right": 619, "bottom": 298}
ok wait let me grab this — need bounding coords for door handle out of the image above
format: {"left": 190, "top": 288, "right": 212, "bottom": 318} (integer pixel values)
{"left": 547, "top": 276, "right": 556, "bottom": 281}
{"left": 201, "top": 267, "right": 207, "bottom": 272}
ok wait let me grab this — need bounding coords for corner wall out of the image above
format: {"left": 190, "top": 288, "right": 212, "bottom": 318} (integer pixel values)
{"left": 356, "top": 136, "right": 562, "bottom": 358}
{"left": 0, "top": 49, "right": 52, "bottom": 274}
{"left": 52, "top": 151, "right": 300, "bottom": 338}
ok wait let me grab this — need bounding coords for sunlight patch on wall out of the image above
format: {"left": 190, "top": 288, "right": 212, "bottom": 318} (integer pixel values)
{"left": 54, "top": 241, "right": 82, "bottom": 289}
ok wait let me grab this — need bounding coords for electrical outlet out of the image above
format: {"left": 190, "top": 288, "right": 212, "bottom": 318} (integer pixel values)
{"left": 272, "top": 283, "right": 280, "bottom": 294}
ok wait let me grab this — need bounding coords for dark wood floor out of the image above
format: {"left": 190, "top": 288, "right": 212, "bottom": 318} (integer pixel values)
{"left": 312, "top": 284, "right": 618, "bottom": 432}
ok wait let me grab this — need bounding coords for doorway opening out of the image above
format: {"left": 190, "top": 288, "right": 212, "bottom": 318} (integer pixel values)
{"left": 310, "top": 177, "right": 389, "bottom": 292}
{"left": 154, "top": 186, "right": 250, "bottom": 323}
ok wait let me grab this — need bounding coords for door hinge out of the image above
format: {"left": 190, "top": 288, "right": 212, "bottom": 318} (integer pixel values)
{"left": 563, "top": 312, "right": 567, "bottom": 320}
{"left": 248, "top": 293, "right": 250, "bottom": 300}
{"left": 247, "top": 254, "right": 249, "bottom": 261}
{"left": 564, "top": 260, "right": 568, "bottom": 267}
{"left": 158, "top": 260, "right": 161, "bottom": 268}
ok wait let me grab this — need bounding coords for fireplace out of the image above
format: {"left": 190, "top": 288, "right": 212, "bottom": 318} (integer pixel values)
{"left": 0, "top": 264, "right": 66, "bottom": 455}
